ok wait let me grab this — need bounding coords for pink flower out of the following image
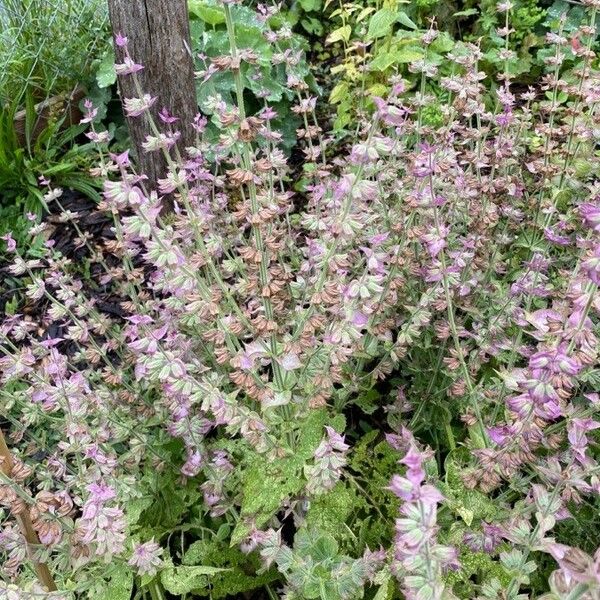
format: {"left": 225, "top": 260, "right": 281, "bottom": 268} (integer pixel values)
{"left": 1, "top": 233, "right": 16, "bottom": 252}
{"left": 580, "top": 202, "right": 600, "bottom": 231}
{"left": 128, "top": 540, "right": 163, "bottom": 576}
{"left": 115, "top": 32, "right": 128, "bottom": 47}
{"left": 279, "top": 353, "right": 302, "bottom": 371}
{"left": 123, "top": 94, "right": 157, "bottom": 117}
{"left": 115, "top": 57, "right": 144, "bottom": 76}
{"left": 159, "top": 107, "right": 179, "bottom": 124}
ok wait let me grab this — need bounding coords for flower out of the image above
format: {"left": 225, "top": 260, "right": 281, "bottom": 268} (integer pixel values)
{"left": 1, "top": 233, "right": 16, "bottom": 253}
{"left": 115, "top": 32, "right": 128, "bottom": 47}
{"left": 128, "top": 540, "right": 163, "bottom": 576}
{"left": 115, "top": 57, "right": 144, "bottom": 76}
{"left": 579, "top": 202, "right": 600, "bottom": 232}
{"left": 123, "top": 94, "right": 157, "bottom": 117}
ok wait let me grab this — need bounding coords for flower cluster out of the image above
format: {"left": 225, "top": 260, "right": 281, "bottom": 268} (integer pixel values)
{"left": 1, "top": 0, "right": 600, "bottom": 597}
{"left": 389, "top": 434, "right": 457, "bottom": 599}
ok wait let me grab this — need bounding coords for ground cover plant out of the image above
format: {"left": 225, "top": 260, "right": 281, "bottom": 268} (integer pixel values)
{"left": 2, "top": 0, "right": 600, "bottom": 599}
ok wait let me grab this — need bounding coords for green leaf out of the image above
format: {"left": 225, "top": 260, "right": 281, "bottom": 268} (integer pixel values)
{"left": 367, "top": 8, "right": 396, "bottom": 39}
{"left": 370, "top": 46, "right": 423, "bottom": 71}
{"left": 329, "top": 82, "right": 349, "bottom": 104}
{"left": 354, "top": 388, "right": 380, "bottom": 415}
{"left": 369, "top": 52, "right": 397, "bottom": 72}
{"left": 188, "top": 0, "right": 225, "bottom": 25}
{"left": 90, "top": 567, "right": 133, "bottom": 600}
{"left": 326, "top": 25, "right": 351, "bottom": 44}
{"left": 393, "top": 47, "right": 424, "bottom": 63}
{"left": 160, "top": 565, "right": 229, "bottom": 595}
{"left": 396, "top": 11, "right": 417, "bottom": 30}
{"left": 430, "top": 32, "right": 455, "bottom": 54}
{"left": 96, "top": 51, "right": 117, "bottom": 88}
{"left": 300, "top": 0, "right": 321, "bottom": 10}
{"left": 125, "top": 497, "right": 153, "bottom": 527}
{"left": 457, "top": 505, "right": 474, "bottom": 526}
{"left": 373, "top": 575, "right": 393, "bottom": 600}
{"left": 453, "top": 8, "right": 478, "bottom": 17}
{"left": 234, "top": 409, "right": 335, "bottom": 542}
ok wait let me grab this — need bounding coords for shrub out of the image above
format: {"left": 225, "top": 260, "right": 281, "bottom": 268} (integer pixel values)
{"left": 1, "top": 1, "right": 600, "bottom": 598}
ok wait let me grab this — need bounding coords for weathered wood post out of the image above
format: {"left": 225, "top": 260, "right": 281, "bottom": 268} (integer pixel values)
{"left": 107, "top": 0, "right": 197, "bottom": 205}
{"left": 0, "top": 428, "right": 57, "bottom": 592}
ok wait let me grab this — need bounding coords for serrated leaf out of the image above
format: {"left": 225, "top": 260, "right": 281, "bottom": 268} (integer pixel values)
{"left": 430, "top": 32, "right": 455, "bottom": 53}
{"left": 373, "top": 575, "right": 392, "bottom": 600}
{"left": 393, "top": 47, "right": 424, "bottom": 63}
{"left": 367, "top": 8, "right": 396, "bottom": 39}
{"left": 369, "top": 52, "right": 398, "bottom": 72}
{"left": 370, "top": 46, "right": 423, "bottom": 71}
{"left": 160, "top": 565, "right": 229, "bottom": 595}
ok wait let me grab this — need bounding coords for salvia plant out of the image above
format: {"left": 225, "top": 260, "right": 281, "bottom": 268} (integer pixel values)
{"left": 2, "top": 1, "right": 600, "bottom": 599}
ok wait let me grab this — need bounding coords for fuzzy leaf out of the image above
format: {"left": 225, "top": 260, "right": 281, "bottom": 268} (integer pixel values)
{"left": 160, "top": 565, "right": 229, "bottom": 595}
{"left": 373, "top": 575, "right": 393, "bottom": 600}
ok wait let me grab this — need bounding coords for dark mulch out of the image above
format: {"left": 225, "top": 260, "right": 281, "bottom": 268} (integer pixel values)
{"left": 0, "top": 188, "right": 122, "bottom": 323}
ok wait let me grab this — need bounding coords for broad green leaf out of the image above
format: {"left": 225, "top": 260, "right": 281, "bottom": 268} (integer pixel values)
{"left": 394, "top": 47, "right": 424, "bottom": 63}
{"left": 326, "top": 25, "right": 351, "bottom": 44}
{"left": 188, "top": 0, "right": 225, "bottom": 25}
{"left": 430, "top": 31, "right": 455, "bottom": 53}
{"left": 329, "top": 82, "right": 349, "bottom": 104}
{"left": 160, "top": 565, "right": 229, "bottom": 595}
{"left": 396, "top": 11, "right": 417, "bottom": 29}
{"left": 235, "top": 409, "right": 333, "bottom": 540}
{"left": 125, "top": 496, "right": 153, "bottom": 526}
{"left": 367, "top": 8, "right": 396, "bottom": 39}
{"left": 230, "top": 520, "right": 252, "bottom": 546}
{"left": 90, "top": 567, "right": 133, "bottom": 600}
{"left": 96, "top": 51, "right": 116, "bottom": 88}
{"left": 300, "top": 0, "right": 321, "bottom": 10}
{"left": 356, "top": 6, "right": 375, "bottom": 22}
{"left": 369, "top": 52, "right": 398, "bottom": 72}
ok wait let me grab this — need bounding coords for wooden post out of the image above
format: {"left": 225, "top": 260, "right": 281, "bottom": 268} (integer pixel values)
{"left": 0, "top": 428, "right": 57, "bottom": 592}
{"left": 107, "top": 0, "right": 197, "bottom": 206}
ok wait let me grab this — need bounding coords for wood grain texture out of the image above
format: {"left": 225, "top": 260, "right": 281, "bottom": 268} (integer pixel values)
{"left": 107, "top": 0, "right": 197, "bottom": 206}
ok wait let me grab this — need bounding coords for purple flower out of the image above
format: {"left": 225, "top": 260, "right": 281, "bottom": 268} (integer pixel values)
{"left": 579, "top": 202, "right": 600, "bottom": 232}
{"left": 115, "top": 32, "right": 128, "bottom": 47}
{"left": 1, "top": 233, "right": 16, "bottom": 252}
{"left": 159, "top": 107, "right": 179, "bottom": 124}
{"left": 115, "top": 57, "right": 144, "bottom": 76}
{"left": 128, "top": 540, "right": 163, "bottom": 576}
